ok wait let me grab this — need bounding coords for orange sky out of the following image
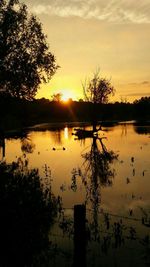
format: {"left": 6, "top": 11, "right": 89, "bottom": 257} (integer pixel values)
{"left": 23, "top": 0, "right": 150, "bottom": 102}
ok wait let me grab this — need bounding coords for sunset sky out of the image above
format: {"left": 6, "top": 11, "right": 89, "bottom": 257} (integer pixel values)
{"left": 23, "top": 0, "right": 150, "bottom": 102}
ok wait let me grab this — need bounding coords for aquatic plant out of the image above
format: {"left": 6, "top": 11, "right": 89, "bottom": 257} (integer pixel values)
{"left": 0, "top": 158, "right": 59, "bottom": 266}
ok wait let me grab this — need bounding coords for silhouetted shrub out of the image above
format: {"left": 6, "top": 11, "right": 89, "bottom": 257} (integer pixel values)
{"left": 0, "top": 158, "right": 58, "bottom": 266}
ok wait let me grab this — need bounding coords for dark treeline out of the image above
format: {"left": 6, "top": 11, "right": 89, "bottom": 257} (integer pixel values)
{"left": 0, "top": 96, "right": 149, "bottom": 131}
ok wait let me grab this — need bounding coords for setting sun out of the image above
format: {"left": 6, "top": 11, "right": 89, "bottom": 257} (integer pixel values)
{"left": 60, "top": 89, "right": 75, "bottom": 102}
{"left": 61, "top": 95, "right": 70, "bottom": 102}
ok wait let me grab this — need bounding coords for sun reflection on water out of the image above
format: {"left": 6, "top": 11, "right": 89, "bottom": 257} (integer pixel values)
{"left": 64, "top": 127, "right": 69, "bottom": 140}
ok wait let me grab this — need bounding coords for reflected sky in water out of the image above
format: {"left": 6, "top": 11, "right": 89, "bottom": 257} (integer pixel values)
{"left": 1, "top": 123, "right": 149, "bottom": 216}
{"left": 0, "top": 122, "right": 150, "bottom": 266}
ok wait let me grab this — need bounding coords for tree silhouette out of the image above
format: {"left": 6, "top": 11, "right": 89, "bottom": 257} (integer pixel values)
{"left": 133, "top": 96, "right": 150, "bottom": 105}
{"left": 133, "top": 96, "right": 150, "bottom": 120}
{"left": 82, "top": 70, "right": 115, "bottom": 104}
{"left": 82, "top": 70, "right": 115, "bottom": 131}
{"left": 51, "top": 92, "right": 62, "bottom": 102}
{"left": 0, "top": 0, "right": 58, "bottom": 100}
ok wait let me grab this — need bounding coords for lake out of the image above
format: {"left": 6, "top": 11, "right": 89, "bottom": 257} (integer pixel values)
{"left": 0, "top": 122, "right": 150, "bottom": 266}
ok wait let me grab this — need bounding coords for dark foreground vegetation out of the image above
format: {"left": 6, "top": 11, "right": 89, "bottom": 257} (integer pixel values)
{"left": 0, "top": 158, "right": 59, "bottom": 266}
{"left": 0, "top": 96, "right": 149, "bottom": 132}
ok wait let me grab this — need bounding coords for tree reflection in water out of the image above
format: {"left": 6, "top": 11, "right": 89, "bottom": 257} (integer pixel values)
{"left": 80, "top": 136, "right": 118, "bottom": 240}
{"left": 82, "top": 137, "right": 118, "bottom": 192}
{"left": 70, "top": 135, "right": 118, "bottom": 243}
{"left": 67, "top": 135, "right": 119, "bottom": 266}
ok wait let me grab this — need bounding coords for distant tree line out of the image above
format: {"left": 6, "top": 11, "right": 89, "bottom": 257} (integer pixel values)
{"left": 0, "top": 95, "right": 149, "bottom": 131}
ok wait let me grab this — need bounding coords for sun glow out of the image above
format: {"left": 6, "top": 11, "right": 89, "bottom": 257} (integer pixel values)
{"left": 61, "top": 95, "right": 70, "bottom": 102}
{"left": 61, "top": 89, "right": 75, "bottom": 102}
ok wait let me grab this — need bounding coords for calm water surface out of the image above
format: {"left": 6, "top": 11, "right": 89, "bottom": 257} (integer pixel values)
{"left": 1, "top": 122, "right": 150, "bottom": 266}
{"left": 3, "top": 123, "right": 150, "bottom": 210}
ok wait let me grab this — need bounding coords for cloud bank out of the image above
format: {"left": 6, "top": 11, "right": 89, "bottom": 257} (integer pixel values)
{"left": 126, "top": 92, "right": 150, "bottom": 97}
{"left": 128, "top": 81, "right": 150, "bottom": 86}
{"left": 30, "top": 0, "right": 150, "bottom": 24}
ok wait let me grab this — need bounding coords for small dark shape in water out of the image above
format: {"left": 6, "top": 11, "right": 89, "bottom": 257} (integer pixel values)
{"left": 132, "top": 168, "right": 135, "bottom": 176}
{"left": 142, "top": 170, "right": 147, "bottom": 176}
{"left": 131, "top": 157, "right": 134, "bottom": 163}
{"left": 73, "top": 128, "right": 98, "bottom": 139}
{"left": 129, "top": 209, "right": 133, "bottom": 216}
{"left": 52, "top": 147, "right": 56, "bottom": 150}
{"left": 126, "top": 177, "right": 130, "bottom": 184}
{"left": 142, "top": 217, "right": 145, "bottom": 224}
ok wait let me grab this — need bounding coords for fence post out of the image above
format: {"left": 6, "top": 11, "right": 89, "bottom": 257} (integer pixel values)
{"left": 73, "top": 204, "right": 86, "bottom": 267}
{"left": 0, "top": 132, "right": 5, "bottom": 159}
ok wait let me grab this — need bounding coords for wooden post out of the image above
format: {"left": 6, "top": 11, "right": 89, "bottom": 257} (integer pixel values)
{"left": 73, "top": 204, "right": 86, "bottom": 267}
{"left": 2, "top": 138, "right": 5, "bottom": 159}
{"left": 0, "top": 131, "right": 5, "bottom": 159}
